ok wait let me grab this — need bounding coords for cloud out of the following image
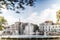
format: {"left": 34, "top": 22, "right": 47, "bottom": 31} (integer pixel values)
{"left": 0, "top": 9, "right": 19, "bottom": 25}
{"left": 0, "top": 4, "right": 60, "bottom": 25}
{"left": 22, "top": 4, "right": 60, "bottom": 24}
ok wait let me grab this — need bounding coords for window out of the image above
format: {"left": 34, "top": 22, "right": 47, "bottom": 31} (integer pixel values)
{"left": 55, "top": 26, "right": 57, "bottom": 28}
{"left": 53, "top": 26, "right": 54, "bottom": 28}
{"left": 49, "top": 29, "right": 50, "bottom": 31}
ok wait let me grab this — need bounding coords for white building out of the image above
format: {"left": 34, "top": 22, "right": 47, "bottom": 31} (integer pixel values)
{"left": 2, "top": 22, "right": 20, "bottom": 35}
{"left": 2, "top": 22, "right": 40, "bottom": 35}
{"left": 39, "top": 20, "right": 60, "bottom": 36}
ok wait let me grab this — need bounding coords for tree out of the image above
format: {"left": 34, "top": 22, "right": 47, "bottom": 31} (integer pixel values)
{"left": 0, "top": 16, "right": 7, "bottom": 30}
{"left": 0, "top": 0, "right": 36, "bottom": 13}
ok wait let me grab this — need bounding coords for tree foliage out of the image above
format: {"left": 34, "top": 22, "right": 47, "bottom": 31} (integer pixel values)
{"left": 0, "top": 16, "right": 7, "bottom": 30}
{"left": 0, "top": 0, "right": 36, "bottom": 13}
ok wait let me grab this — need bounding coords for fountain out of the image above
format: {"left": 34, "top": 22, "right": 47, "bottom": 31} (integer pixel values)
{"left": 24, "top": 23, "right": 34, "bottom": 35}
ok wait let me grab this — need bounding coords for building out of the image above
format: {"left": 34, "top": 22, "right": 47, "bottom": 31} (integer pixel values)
{"left": 39, "top": 20, "right": 60, "bottom": 36}
{"left": 3, "top": 20, "right": 60, "bottom": 36}
{"left": 2, "top": 22, "right": 40, "bottom": 35}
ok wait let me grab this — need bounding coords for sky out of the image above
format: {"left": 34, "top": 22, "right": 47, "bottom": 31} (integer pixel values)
{"left": 0, "top": 0, "right": 60, "bottom": 25}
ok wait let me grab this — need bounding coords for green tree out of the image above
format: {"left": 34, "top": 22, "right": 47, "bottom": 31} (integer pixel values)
{"left": 0, "top": 16, "right": 7, "bottom": 30}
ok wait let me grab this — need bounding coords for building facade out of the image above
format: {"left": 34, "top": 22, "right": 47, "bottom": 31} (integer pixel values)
{"left": 39, "top": 21, "right": 60, "bottom": 36}
{"left": 2, "top": 22, "right": 40, "bottom": 35}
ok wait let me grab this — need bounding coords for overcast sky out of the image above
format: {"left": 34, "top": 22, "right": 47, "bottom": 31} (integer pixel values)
{"left": 0, "top": 0, "right": 60, "bottom": 25}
